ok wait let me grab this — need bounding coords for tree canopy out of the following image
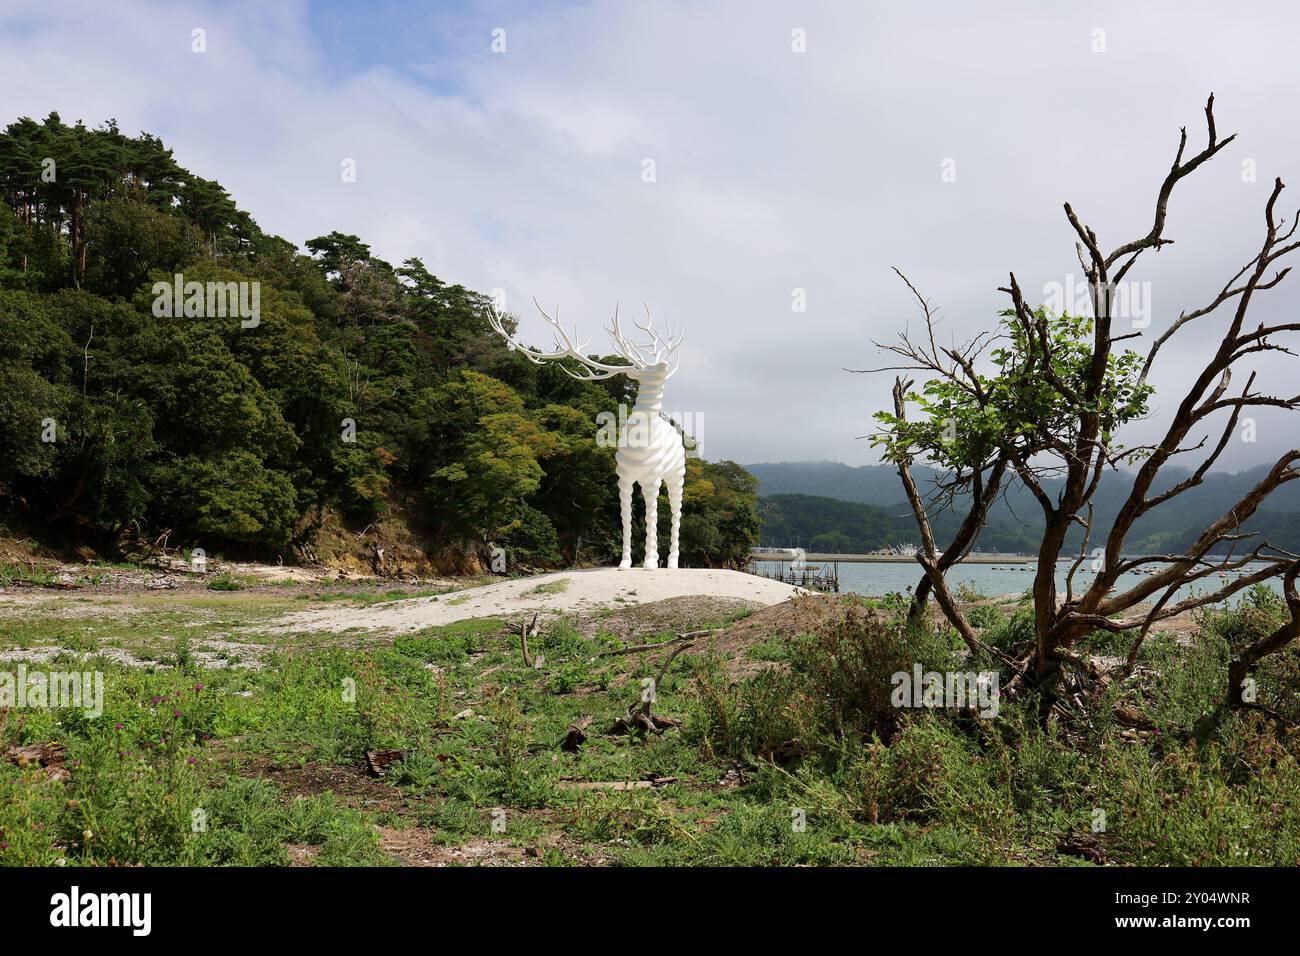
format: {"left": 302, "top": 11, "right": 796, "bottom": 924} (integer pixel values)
{"left": 0, "top": 113, "right": 758, "bottom": 568}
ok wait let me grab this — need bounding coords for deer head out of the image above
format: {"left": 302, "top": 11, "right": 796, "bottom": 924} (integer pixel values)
{"left": 489, "top": 299, "right": 683, "bottom": 383}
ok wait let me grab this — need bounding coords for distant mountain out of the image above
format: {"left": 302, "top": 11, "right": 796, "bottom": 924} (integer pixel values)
{"left": 744, "top": 460, "right": 932, "bottom": 507}
{"left": 757, "top": 493, "right": 1039, "bottom": 553}
{"left": 746, "top": 460, "right": 1300, "bottom": 554}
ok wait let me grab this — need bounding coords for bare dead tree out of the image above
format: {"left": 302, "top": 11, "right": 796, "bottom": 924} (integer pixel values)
{"left": 866, "top": 95, "right": 1300, "bottom": 711}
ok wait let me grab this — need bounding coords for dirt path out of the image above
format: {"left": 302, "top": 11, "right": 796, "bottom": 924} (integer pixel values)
{"left": 269, "top": 567, "right": 802, "bottom": 634}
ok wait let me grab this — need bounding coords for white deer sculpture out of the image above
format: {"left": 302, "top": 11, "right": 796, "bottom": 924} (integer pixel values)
{"left": 490, "top": 300, "right": 686, "bottom": 569}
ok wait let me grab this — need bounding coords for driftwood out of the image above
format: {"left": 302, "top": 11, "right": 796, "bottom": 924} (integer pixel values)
{"left": 365, "top": 749, "right": 411, "bottom": 777}
{"left": 1057, "top": 830, "right": 1111, "bottom": 864}
{"left": 610, "top": 710, "right": 681, "bottom": 736}
{"left": 9, "top": 577, "right": 80, "bottom": 590}
{"left": 557, "top": 775, "right": 678, "bottom": 791}
{"left": 647, "top": 641, "right": 695, "bottom": 708}
{"left": 560, "top": 715, "right": 593, "bottom": 752}
{"left": 5, "top": 742, "right": 69, "bottom": 782}
{"left": 517, "top": 612, "right": 538, "bottom": 668}
{"left": 610, "top": 640, "right": 695, "bottom": 735}
{"left": 598, "top": 629, "right": 716, "bottom": 657}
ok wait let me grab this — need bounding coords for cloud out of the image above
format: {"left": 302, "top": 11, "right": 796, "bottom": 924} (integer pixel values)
{"left": 3, "top": 0, "right": 1298, "bottom": 469}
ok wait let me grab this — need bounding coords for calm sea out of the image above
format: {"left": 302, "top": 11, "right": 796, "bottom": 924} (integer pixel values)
{"left": 750, "top": 559, "right": 1283, "bottom": 603}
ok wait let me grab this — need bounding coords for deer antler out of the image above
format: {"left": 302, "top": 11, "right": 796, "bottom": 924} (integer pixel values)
{"left": 489, "top": 299, "right": 632, "bottom": 380}
{"left": 492, "top": 299, "right": 685, "bottom": 380}
{"left": 608, "top": 304, "right": 684, "bottom": 377}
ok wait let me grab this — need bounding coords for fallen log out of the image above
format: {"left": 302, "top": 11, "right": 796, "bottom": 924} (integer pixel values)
{"left": 560, "top": 715, "right": 593, "bottom": 752}
{"left": 11, "top": 578, "right": 81, "bottom": 590}
{"left": 610, "top": 708, "right": 680, "bottom": 736}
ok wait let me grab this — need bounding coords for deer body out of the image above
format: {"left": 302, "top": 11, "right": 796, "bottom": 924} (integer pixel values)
{"left": 491, "top": 301, "right": 687, "bottom": 569}
{"left": 616, "top": 365, "right": 686, "bottom": 569}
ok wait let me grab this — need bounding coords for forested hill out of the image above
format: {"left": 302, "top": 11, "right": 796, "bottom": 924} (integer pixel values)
{"left": 748, "top": 461, "right": 1300, "bottom": 554}
{"left": 0, "top": 113, "right": 760, "bottom": 570}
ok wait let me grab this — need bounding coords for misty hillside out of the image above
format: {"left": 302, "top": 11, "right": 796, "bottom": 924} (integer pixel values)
{"left": 747, "top": 460, "right": 1300, "bottom": 553}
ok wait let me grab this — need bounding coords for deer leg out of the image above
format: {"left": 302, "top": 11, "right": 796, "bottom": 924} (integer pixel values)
{"left": 618, "top": 476, "right": 634, "bottom": 570}
{"left": 666, "top": 471, "right": 684, "bottom": 569}
{"left": 642, "top": 479, "right": 661, "bottom": 569}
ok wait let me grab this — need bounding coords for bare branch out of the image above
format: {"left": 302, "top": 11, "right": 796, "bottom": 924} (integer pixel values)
{"left": 1105, "top": 94, "right": 1236, "bottom": 268}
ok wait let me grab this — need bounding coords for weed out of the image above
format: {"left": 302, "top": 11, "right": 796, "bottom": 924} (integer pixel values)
{"left": 206, "top": 573, "right": 246, "bottom": 591}
{"left": 525, "top": 577, "right": 570, "bottom": 596}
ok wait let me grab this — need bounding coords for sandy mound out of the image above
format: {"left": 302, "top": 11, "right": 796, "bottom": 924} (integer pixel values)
{"left": 270, "top": 567, "right": 802, "bottom": 635}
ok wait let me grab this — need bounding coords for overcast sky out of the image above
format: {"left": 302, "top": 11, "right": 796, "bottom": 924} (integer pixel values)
{"left": 3, "top": 0, "right": 1298, "bottom": 471}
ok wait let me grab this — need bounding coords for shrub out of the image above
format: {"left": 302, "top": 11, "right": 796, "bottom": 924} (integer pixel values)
{"left": 785, "top": 603, "right": 954, "bottom": 743}
{"left": 686, "top": 658, "right": 801, "bottom": 761}
{"left": 1097, "top": 723, "right": 1300, "bottom": 865}
{"left": 57, "top": 733, "right": 207, "bottom": 866}
{"left": 689, "top": 602, "right": 958, "bottom": 760}
{"left": 965, "top": 603, "right": 1004, "bottom": 631}
{"left": 546, "top": 659, "right": 590, "bottom": 695}
{"left": 1205, "top": 584, "right": 1285, "bottom": 649}
{"left": 983, "top": 609, "right": 1035, "bottom": 654}
{"left": 539, "top": 620, "right": 591, "bottom": 658}
{"left": 567, "top": 791, "right": 693, "bottom": 847}
{"left": 487, "top": 691, "right": 552, "bottom": 806}
{"left": 845, "top": 717, "right": 1013, "bottom": 846}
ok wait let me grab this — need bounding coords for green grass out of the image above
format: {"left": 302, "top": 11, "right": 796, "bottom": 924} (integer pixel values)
{"left": 524, "top": 577, "right": 570, "bottom": 596}
{"left": 746, "top": 637, "right": 790, "bottom": 662}
{"left": 206, "top": 572, "right": 248, "bottom": 591}
{"left": 0, "top": 561, "right": 156, "bottom": 588}
{"left": 2, "top": 582, "right": 1299, "bottom": 866}
{"left": 298, "top": 587, "right": 452, "bottom": 606}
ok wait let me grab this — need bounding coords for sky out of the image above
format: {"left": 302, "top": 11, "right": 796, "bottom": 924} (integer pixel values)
{"left": 2, "top": 0, "right": 1299, "bottom": 471}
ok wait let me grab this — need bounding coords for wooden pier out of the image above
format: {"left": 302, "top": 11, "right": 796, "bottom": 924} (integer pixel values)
{"left": 747, "top": 557, "right": 840, "bottom": 592}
